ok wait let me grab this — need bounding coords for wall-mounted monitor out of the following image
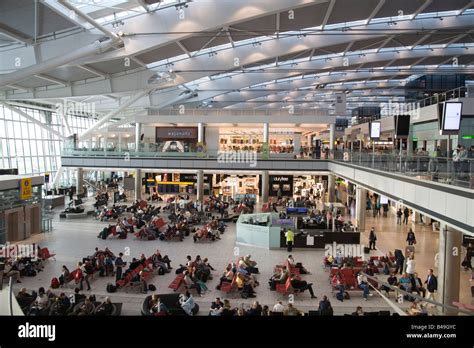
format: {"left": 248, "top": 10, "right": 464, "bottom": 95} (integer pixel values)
{"left": 441, "top": 102, "right": 463, "bottom": 134}
{"left": 394, "top": 115, "right": 410, "bottom": 138}
{"left": 370, "top": 121, "right": 381, "bottom": 139}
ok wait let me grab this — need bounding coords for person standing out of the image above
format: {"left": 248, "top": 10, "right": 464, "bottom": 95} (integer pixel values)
{"left": 285, "top": 228, "right": 294, "bottom": 252}
{"left": 424, "top": 269, "right": 438, "bottom": 305}
{"left": 396, "top": 208, "right": 403, "bottom": 225}
{"left": 403, "top": 207, "right": 410, "bottom": 225}
{"left": 406, "top": 228, "right": 416, "bottom": 246}
{"left": 369, "top": 227, "right": 377, "bottom": 250}
{"left": 115, "top": 252, "right": 126, "bottom": 283}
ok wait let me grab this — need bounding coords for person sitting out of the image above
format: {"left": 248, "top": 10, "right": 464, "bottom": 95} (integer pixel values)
{"left": 216, "top": 265, "right": 234, "bottom": 290}
{"left": 181, "top": 291, "right": 198, "bottom": 316}
{"left": 71, "top": 288, "right": 86, "bottom": 305}
{"left": 412, "top": 273, "right": 426, "bottom": 298}
{"left": 272, "top": 301, "right": 284, "bottom": 314}
{"left": 4, "top": 260, "right": 21, "bottom": 283}
{"left": 283, "top": 303, "right": 303, "bottom": 316}
{"left": 352, "top": 306, "right": 364, "bottom": 316}
{"left": 96, "top": 297, "right": 114, "bottom": 316}
{"left": 71, "top": 297, "right": 94, "bottom": 316}
{"left": 221, "top": 299, "right": 235, "bottom": 316}
{"left": 151, "top": 250, "right": 171, "bottom": 273}
{"left": 246, "top": 301, "right": 262, "bottom": 316}
{"left": 149, "top": 294, "right": 169, "bottom": 316}
{"left": 209, "top": 297, "right": 223, "bottom": 316}
{"left": 381, "top": 272, "right": 398, "bottom": 297}
{"left": 318, "top": 296, "right": 334, "bottom": 316}
{"left": 239, "top": 255, "right": 259, "bottom": 274}
{"left": 183, "top": 271, "right": 202, "bottom": 296}
{"left": 290, "top": 274, "right": 317, "bottom": 299}
{"left": 399, "top": 273, "right": 412, "bottom": 292}
{"left": 30, "top": 287, "right": 49, "bottom": 315}
{"left": 269, "top": 266, "right": 289, "bottom": 290}
{"left": 16, "top": 288, "right": 36, "bottom": 308}
{"left": 236, "top": 273, "right": 256, "bottom": 298}
{"left": 357, "top": 273, "right": 372, "bottom": 301}
{"left": 407, "top": 301, "right": 423, "bottom": 316}
{"left": 53, "top": 293, "right": 71, "bottom": 315}
{"left": 287, "top": 255, "right": 310, "bottom": 274}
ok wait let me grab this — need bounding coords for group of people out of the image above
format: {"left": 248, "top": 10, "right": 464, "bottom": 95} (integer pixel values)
{"left": 175, "top": 255, "right": 215, "bottom": 296}
{"left": 216, "top": 255, "right": 260, "bottom": 298}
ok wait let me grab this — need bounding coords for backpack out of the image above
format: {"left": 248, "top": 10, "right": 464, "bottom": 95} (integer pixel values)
{"left": 148, "top": 284, "right": 156, "bottom": 291}
{"left": 106, "top": 283, "right": 117, "bottom": 293}
{"left": 51, "top": 277, "right": 60, "bottom": 289}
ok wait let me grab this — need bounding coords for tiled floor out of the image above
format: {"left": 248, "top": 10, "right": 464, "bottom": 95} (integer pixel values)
{"left": 11, "top": 195, "right": 471, "bottom": 315}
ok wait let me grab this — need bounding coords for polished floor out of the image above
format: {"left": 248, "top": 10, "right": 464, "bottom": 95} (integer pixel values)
{"left": 11, "top": 195, "right": 472, "bottom": 315}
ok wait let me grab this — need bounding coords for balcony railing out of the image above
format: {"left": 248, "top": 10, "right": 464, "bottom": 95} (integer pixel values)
{"left": 331, "top": 150, "right": 474, "bottom": 189}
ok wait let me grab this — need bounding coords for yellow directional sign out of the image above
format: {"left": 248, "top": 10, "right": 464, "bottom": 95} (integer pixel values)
{"left": 20, "top": 178, "right": 32, "bottom": 200}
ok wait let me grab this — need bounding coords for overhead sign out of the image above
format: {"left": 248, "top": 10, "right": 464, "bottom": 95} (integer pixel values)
{"left": 20, "top": 178, "right": 32, "bottom": 200}
{"left": 335, "top": 93, "right": 347, "bottom": 114}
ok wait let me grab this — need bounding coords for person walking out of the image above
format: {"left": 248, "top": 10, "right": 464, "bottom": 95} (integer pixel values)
{"left": 368, "top": 227, "right": 377, "bottom": 250}
{"left": 424, "top": 269, "right": 438, "bottom": 306}
{"left": 285, "top": 228, "right": 294, "bottom": 252}
{"left": 406, "top": 228, "right": 416, "bottom": 246}
{"left": 403, "top": 207, "right": 410, "bottom": 224}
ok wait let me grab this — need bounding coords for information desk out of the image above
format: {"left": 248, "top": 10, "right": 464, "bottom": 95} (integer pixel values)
{"left": 236, "top": 213, "right": 282, "bottom": 249}
{"left": 236, "top": 213, "right": 360, "bottom": 250}
{"left": 279, "top": 230, "right": 360, "bottom": 249}
{"left": 43, "top": 195, "right": 65, "bottom": 209}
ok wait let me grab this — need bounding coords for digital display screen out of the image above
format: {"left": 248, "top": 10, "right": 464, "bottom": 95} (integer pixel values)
{"left": 443, "top": 102, "right": 463, "bottom": 131}
{"left": 370, "top": 122, "right": 381, "bottom": 139}
{"left": 395, "top": 115, "right": 410, "bottom": 137}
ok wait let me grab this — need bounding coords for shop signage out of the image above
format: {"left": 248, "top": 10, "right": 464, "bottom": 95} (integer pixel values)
{"left": 155, "top": 127, "right": 198, "bottom": 141}
{"left": 20, "top": 178, "right": 32, "bottom": 200}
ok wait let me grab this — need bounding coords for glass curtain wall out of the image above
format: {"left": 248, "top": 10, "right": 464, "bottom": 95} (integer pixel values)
{"left": 0, "top": 104, "right": 95, "bottom": 177}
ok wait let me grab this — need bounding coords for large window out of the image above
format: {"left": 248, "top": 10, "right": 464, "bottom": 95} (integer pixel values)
{"left": 0, "top": 104, "right": 95, "bottom": 177}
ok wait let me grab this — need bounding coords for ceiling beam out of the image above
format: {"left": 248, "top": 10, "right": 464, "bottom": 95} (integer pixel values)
{"left": 223, "top": 26, "right": 235, "bottom": 48}
{"left": 376, "top": 35, "right": 395, "bottom": 52}
{"left": 410, "top": 30, "right": 436, "bottom": 48}
{"left": 135, "top": 0, "right": 150, "bottom": 12}
{"left": 367, "top": 0, "right": 386, "bottom": 24}
{"left": 193, "top": 29, "right": 224, "bottom": 56}
{"left": 34, "top": 74, "right": 68, "bottom": 86}
{"left": 275, "top": 12, "right": 280, "bottom": 38}
{"left": 0, "top": 24, "right": 32, "bottom": 45}
{"left": 77, "top": 64, "right": 110, "bottom": 78}
{"left": 321, "top": 0, "right": 336, "bottom": 30}
{"left": 459, "top": 0, "right": 474, "bottom": 14}
{"left": 131, "top": 56, "right": 147, "bottom": 67}
{"left": 176, "top": 41, "right": 192, "bottom": 58}
{"left": 412, "top": 0, "right": 433, "bottom": 19}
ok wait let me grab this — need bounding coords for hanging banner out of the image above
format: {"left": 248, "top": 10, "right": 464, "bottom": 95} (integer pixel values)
{"left": 335, "top": 93, "right": 347, "bottom": 114}
{"left": 20, "top": 178, "right": 32, "bottom": 200}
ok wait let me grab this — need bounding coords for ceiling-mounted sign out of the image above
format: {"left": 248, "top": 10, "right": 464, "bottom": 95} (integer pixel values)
{"left": 20, "top": 178, "right": 32, "bottom": 200}
{"left": 155, "top": 127, "right": 198, "bottom": 141}
{"left": 335, "top": 93, "right": 347, "bottom": 114}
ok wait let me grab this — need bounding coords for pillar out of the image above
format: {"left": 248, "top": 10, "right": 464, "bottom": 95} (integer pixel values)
{"left": 198, "top": 122, "right": 204, "bottom": 143}
{"left": 327, "top": 174, "right": 335, "bottom": 203}
{"left": 355, "top": 186, "right": 367, "bottom": 232}
{"left": 135, "top": 122, "right": 141, "bottom": 152}
{"left": 437, "top": 224, "right": 462, "bottom": 314}
{"left": 263, "top": 123, "right": 269, "bottom": 143}
{"left": 329, "top": 123, "right": 335, "bottom": 152}
{"left": 134, "top": 169, "right": 142, "bottom": 201}
{"left": 118, "top": 133, "right": 122, "bottom": 152}
{"left": 197, "top": 169, "right": 204, "bottom": 201}
{"left": 76, "top": 168, "right": 84, "bottom": 195}
{"left": 261, "top": 170, "right": 269, "bottom": 203}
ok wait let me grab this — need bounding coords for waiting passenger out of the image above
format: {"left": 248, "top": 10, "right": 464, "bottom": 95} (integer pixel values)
{"left": 272, "top": 301, "right": 284, "bottom": 313}
{"left": 289, "top": 275, "right": 317, "bottom": 299}
{"left": 96, "top": 297, "right": 114, "bottom": 316}
{"left": 283, "top": 303, "right": 303, "bottom": 316}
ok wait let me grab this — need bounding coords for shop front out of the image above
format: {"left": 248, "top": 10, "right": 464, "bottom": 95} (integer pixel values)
{"left": 293, "top": 175, "right": 324, "bottom": 199}
{"left": 269, "top": 175, "right": 293, "bottom": 197}
{"left": 213, "top": 174, "right": 260, "bottom": 201}
{"left": 155, "top": 127, "right": 199, "bottom": 153}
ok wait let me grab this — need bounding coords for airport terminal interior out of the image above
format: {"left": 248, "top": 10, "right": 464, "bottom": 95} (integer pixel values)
{"left": 0, "top": 0, "right": 473, "bottom": 319}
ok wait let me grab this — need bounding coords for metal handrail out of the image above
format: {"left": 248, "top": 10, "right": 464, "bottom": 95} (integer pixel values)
{"left": 362, "top": 272, "right": 473, "bottom": 315}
